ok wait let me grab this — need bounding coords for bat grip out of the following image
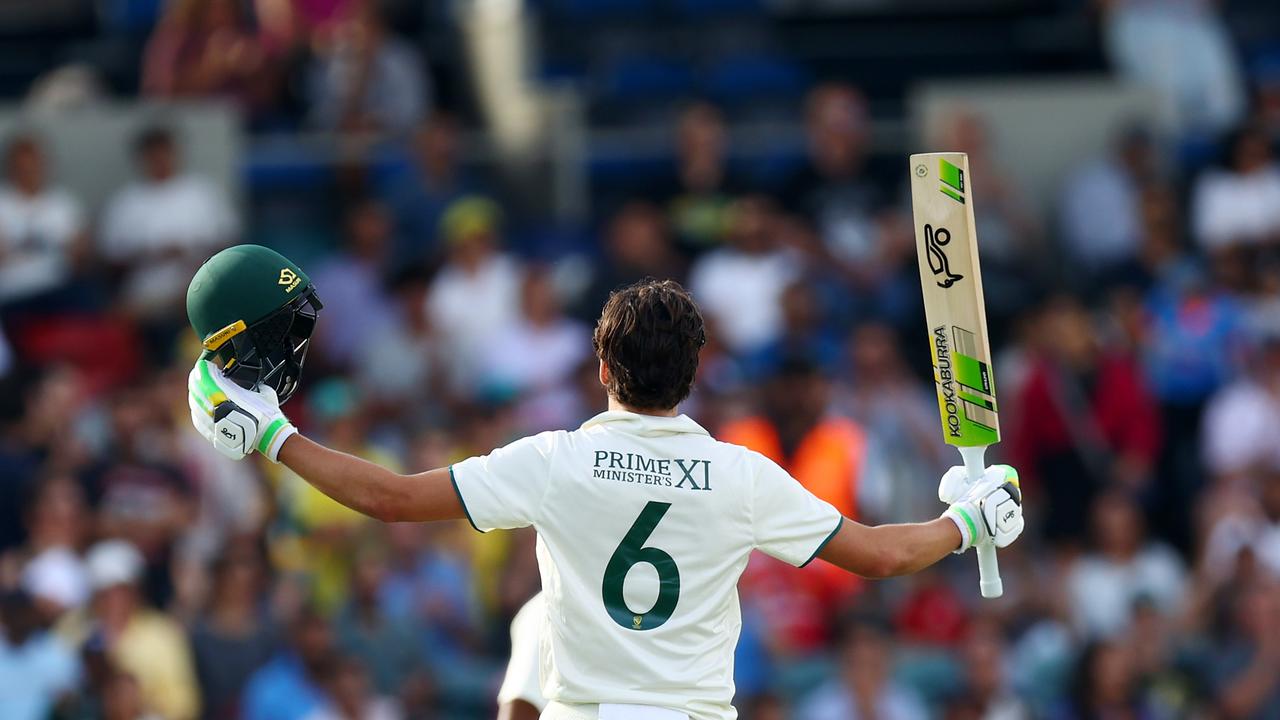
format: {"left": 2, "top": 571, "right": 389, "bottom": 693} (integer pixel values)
{"left": 959, "top": 445, "right": 1003, "bottom": 598}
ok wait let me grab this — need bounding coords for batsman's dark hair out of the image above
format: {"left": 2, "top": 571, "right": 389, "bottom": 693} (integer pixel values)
{"left": 593, "top": 278, "right": 705, "bottom": 412}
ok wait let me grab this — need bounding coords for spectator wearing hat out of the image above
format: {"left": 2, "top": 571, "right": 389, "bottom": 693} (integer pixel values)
{"left": 425, "top": 197, "right": 521, "bottom": 393}
{"left": 380, "top": 112, "right": 485, "bottom": 270}
{"left": 58, "top": 539, "right": 200, "bottom": 720}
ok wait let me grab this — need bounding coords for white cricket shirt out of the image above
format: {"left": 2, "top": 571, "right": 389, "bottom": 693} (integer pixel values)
{"left": 451, "top": 411, "right": 842, "bottom": 719}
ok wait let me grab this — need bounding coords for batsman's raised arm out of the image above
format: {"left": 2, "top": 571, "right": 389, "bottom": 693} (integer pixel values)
{"left": 188, "top": 357, "right": 463, "bottom": 523}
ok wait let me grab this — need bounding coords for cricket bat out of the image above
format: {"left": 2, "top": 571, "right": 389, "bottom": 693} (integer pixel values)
{"left": 908, "top": 152, "right": 1004, "bottom": 598}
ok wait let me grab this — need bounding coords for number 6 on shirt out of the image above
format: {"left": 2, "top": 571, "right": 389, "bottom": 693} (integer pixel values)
{"left": 602, "top": 502, "right": 681, "bottom": 631}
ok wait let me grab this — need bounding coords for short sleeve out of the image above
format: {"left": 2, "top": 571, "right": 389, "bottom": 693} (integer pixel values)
{"left": 750, "top": 452, "right": 843, "bottom": 567}
{"left": 450, "top": 432, "right": 557, "bottom": 532}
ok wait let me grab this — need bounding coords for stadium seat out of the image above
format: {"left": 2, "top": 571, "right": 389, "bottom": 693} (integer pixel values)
{"left": 703, "top": 53, "right": 809, "bottom": 103}
{"left": 669, "top": 0, "right": 762, "bottom": 19}
{"left": 599, "top": 56, "right": 697, "bottom": 102}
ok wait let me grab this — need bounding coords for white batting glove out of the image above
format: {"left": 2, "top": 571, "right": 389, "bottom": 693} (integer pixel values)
{"left": 941, "top": 465, "right": 1024, "bottom": 552}
{"left": 187, "top": 359, "right": 297, "bottom": 462}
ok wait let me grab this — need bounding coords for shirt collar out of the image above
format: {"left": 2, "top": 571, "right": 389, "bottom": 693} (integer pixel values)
{"left": 580, "top": 410, "right": 710, "bottom": 438}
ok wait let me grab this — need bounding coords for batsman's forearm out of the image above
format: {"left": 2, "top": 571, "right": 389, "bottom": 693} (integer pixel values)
{"left": 818, "top": 517, "right": 961, "bottom": 578}
{"left": 276, "top": 434, "right": 464, "bottom": 523}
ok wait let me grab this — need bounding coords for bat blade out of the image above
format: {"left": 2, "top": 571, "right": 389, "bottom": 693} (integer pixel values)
{"left": 908, "top": 153, "right": 1000, "bottom": 449}
{"left": 909, "top": 151, "right": 1005, "bottom": 599}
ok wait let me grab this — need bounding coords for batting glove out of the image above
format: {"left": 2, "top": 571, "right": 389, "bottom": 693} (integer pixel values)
{"left": 941, "top": 464, "right": 1024, "bottom": 552}
{"left": 187, "top": 359, "right": 297, "bottom": 462}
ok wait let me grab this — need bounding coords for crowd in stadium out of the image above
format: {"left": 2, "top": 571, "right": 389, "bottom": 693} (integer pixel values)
{"left": 2, "top": 0, "right": 1280, "bottom": 719}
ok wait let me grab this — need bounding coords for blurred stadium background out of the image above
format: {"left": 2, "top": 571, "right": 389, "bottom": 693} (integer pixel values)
{"left": 1, "top": 0, "right": 1280, "bottom": 718}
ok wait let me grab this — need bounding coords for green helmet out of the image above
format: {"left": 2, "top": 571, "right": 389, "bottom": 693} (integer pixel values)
{"left": 187, "top": 244, "right": 323, "bottom": 403}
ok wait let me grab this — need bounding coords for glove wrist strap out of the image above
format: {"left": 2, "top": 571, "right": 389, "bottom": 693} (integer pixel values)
{"left": 944, "top": 506, "right": 977, "bottom": 554}
{"left": 261, "top": 421, "right": 297, "bottom": 463}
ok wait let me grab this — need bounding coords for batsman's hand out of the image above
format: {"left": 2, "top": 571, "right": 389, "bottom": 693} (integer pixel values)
{"left": 188, "top": 359, "right": 296, "bottom": 462}
{"left": 941, "top": 465, "right": 1023, "bottom": 552}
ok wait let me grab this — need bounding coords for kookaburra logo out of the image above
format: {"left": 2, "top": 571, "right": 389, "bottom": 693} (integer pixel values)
{"left": 220, "top": 426, "right": 237, "bottom": 440}
{"left": 924, "top": 224, "right": 964, "bottom": 288}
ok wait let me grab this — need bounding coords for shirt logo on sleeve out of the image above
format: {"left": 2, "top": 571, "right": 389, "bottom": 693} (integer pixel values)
{"left": 592, "top": 451, "right": 712, "bottom": 491}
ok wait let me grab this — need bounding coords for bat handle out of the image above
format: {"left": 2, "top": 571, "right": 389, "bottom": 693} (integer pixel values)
{"left": 959, "top": 445, "right": 1003, "bottom": 599}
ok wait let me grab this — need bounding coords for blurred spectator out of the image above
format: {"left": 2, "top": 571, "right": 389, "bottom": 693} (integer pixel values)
{"left": 307, "top": 2, "right": 429, "bottom": 134}
{"left": 1059, "top": 125, "right": 1158, "bottom": 275}
{"left": 483, "top": 268, "right": 589, "bottom": 430}
{"left": 310, "top": 200, "right": 396, "bottom": 369}
{"left": 0, "top": 367, "right": 91, "bottom": 551}
{"left": 59, "top": 540, "right": 200, "bottom": 720}
{"left": 724, "top": 356, "right": 869, "bottom": 653}
{"left": 782, "top": 85, "right": 891, "bottom": 276}
{"left": 1201, "top": 470, "right": 1280, "bottom": 581}
{"left": 426, "top": 197, "right": 521, "bottom": 392}
{"left": 1010, "top": 297, "right": 1161, "bottom": 544}
{"left": 305, "top": 656, "right": 403, "bottom": 720}
{"left": 354, "top": 267, "right": 441, "bottom": 417}
{"left": 1136, "top": 265, "right": 1243, "bottom": 548}
{"left": 575, "top": 201, "right": 685, "bottom": 321}
{"left": 1099, "top": 0, "right": 1246, "bottom": 136}
{"left": 947, "top": 621, "right": 1029, "bottom": 720}
{"left": 935, "top": 109, "right": 1043, "bottom": 330}
{"left": 10, "top": 476, "right": 91, "bottom": 619}
{"left": 0, "top": 590, "right": 80, "bottom": 720}
{"left": 839, "top": 322, "right": 949, "bottom": 523}
{"left": 744, "top": 281, "right": 842, "bottom": 380}
{"left": 375, "top": 522, "right": 479, "bottom": 672}
{"left": 271, "top": 379, "right": 385, "bottom": 612}
{"left": 333, "top": 543, "right": 427, "bottom": 703}
{"left": 0, "top": 134, "right": 88, "bottom": 308}
{"left": 722, "top": 355, "right": 871, "bottom": 521}
{"left": 653, "top": 102, "right": 744, "bottom": 254}
{"left": 101, "top": 669, "right": 164, "bottom": 720}
{"left": 1211, "top": 580, "right": 1280, "bottom": 718}
{"left": 1064, "top": 491, "right": 1186, "bottom": 638}
{"left": 690, "top": 195, "right": 798, "bottom": 354}
{"left": 1051, "top": 639, "right": 1155, "bottom": 720}
{"left": 84, "top": 383, "right": 195, "bottom": 606}
{"left": 100, "top": 126, "right": 237, "bottom": 334}
{"left": 1126, "top": 598, "right": 1198, "bottom": 718}
{"left": 142, "top": 0, "right": 278, "bottom": 115}
{"left": 1191, "top": 122, "right": 1280, "bottom": 264}
{"left": 255, "top": 0, "right": 362, "bottom": 49}
{"left": 241, "top": 606, "right": 334, "bottom": 720}
{"left": 190, "top": 542, "right": 278, "bottom": 720}
{"left": 797, "top": 620, "right": 928, "bottom": 720}
{"left": 381, "top": 113, "right": 480, "bottom": 269}
{"left": 1202, "top": 320, "right": 1280, "bottom": 487}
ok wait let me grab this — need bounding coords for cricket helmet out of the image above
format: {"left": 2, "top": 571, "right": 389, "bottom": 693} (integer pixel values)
{"left": 186, "top": 244, "right": 322, "bottom": 403}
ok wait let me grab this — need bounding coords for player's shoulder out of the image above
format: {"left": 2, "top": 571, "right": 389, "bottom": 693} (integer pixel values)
{"left": 505, "top": 429, "right": 570, "bottom": 455}
{"left": 704, "top": 433, "right": 777, "bottom": 474}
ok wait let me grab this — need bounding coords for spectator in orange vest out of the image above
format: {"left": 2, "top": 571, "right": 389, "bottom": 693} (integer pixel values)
{"left": 721, "top": 355, "right": 873, "bottom": 654}
{"left": 721, "top": 355, "right": 867, "bottom": 519}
